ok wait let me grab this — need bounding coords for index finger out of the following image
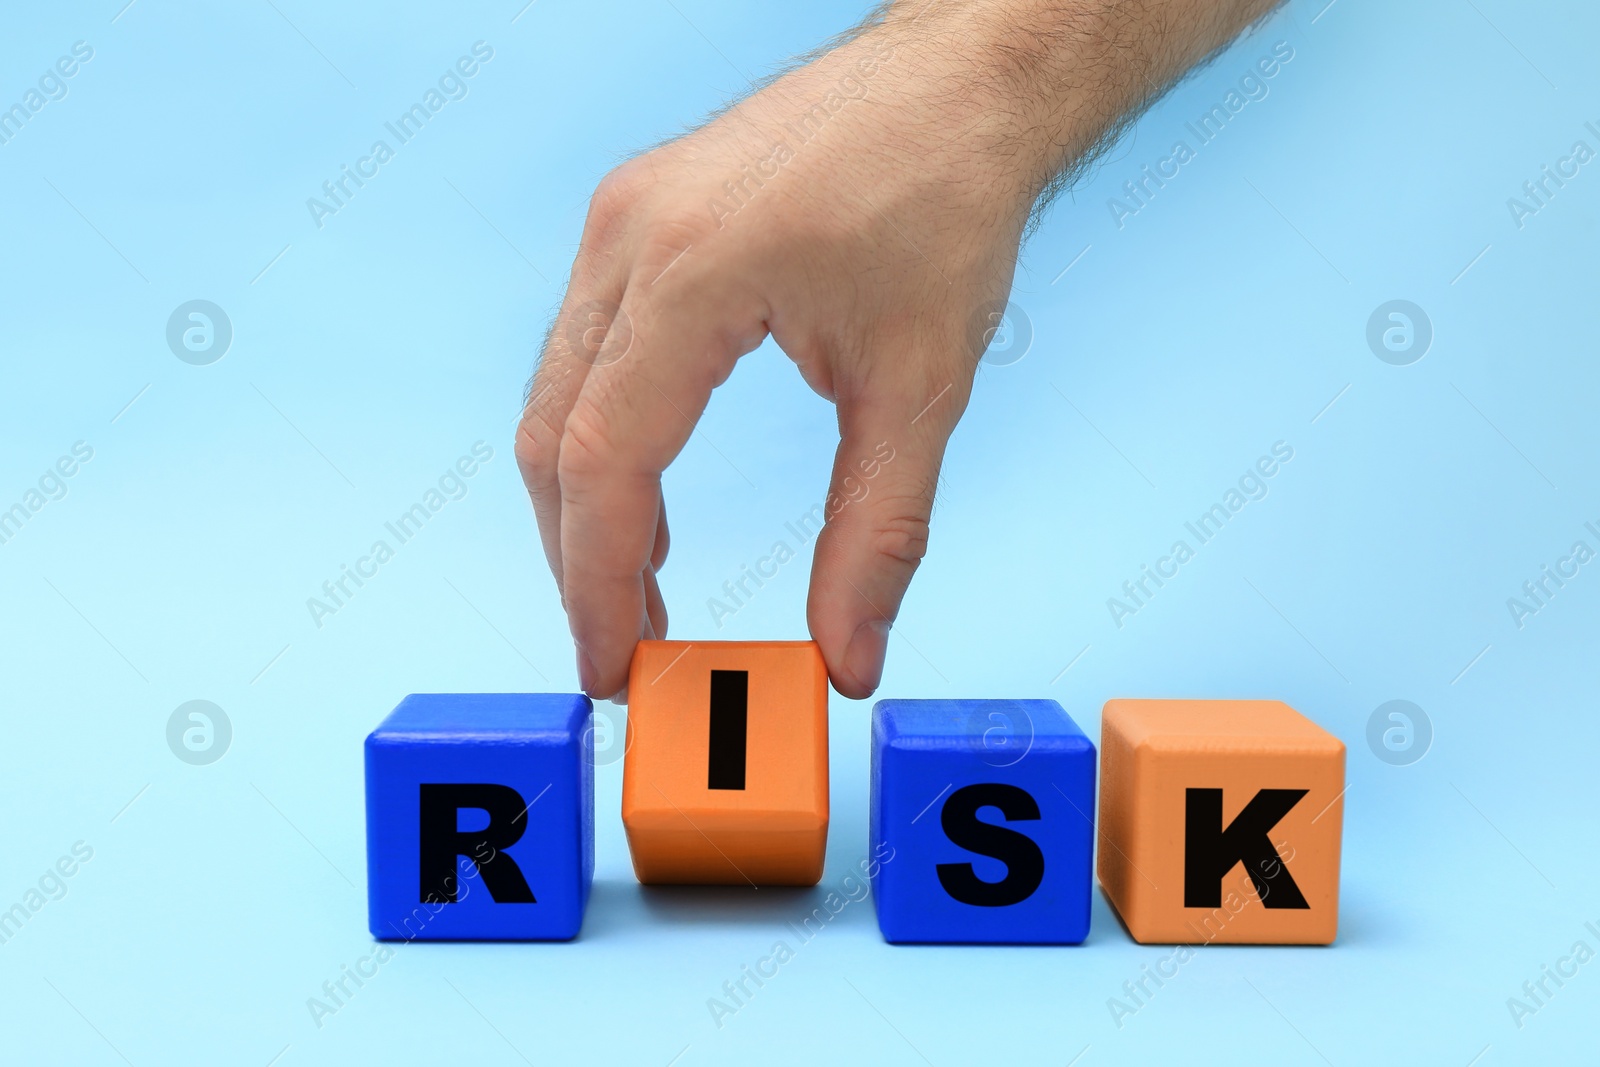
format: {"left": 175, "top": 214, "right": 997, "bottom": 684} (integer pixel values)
{"left": 557, "top": 261, "right": 766, "bottom": 697}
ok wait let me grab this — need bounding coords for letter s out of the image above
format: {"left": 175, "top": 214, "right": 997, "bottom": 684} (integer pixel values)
{"left": 935, "top": 784, "right": 1045, "bottom": 907}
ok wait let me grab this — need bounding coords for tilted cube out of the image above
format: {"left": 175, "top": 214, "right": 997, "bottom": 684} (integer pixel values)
{"left": 623, "top": 641, "right": 828, "bottom": 885}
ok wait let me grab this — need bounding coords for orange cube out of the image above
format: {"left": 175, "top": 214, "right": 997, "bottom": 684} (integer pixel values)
{"left": 1098, "top": 699, "right": 1344, "bottom": 945}
{"left": 622, "top": 641, "right": 828, "bottom": 885}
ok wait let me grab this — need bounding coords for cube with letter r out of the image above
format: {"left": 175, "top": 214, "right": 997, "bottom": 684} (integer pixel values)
{"left": 365, "top": 693, "right": 594, "bottom": 941}
{"left": 870, "top": 699, "right": 1096, "bottom": 944}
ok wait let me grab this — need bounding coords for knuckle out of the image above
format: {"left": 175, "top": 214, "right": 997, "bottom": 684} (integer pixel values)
{"left": 514, "top": 410, "right": 558, "bottom": 484}
{"left": 871, "top": 510, "right": 932, "bottom": 572}
{"left": 632, "top": 209, "right": 719, "bottom": 283}
{"left": 584, "top": 161, "right": 648, "bottom": 242}
{"left": 516, "top": 373, "right": 570, "bottom": 470}
{"left": 640, "top": 204, "right": 714, "bottom": 247}
{"left": 556, "top": 405, "right": 615, "bottom": 484}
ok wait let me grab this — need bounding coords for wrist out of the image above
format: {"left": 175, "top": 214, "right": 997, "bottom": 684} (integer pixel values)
{"left": 785, "top": 31, "right": 1064, "bottom": 217}
{"left": 858, "top": 0, "right": 1280, "bottom": 205}
{"left": 850, "top": 1, "right": 1131, "bottom": 208}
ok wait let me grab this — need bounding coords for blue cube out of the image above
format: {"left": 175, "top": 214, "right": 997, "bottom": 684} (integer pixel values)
{"left": 365, "top": 693, "right": 594, "bottom": 941}
{"left": 870, "top": 699, "right": 1096, "bottom": 944}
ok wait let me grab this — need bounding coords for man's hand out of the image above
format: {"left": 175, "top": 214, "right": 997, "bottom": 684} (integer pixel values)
{"left": 516, "top": 0, "right": 1278, "bottom": 701}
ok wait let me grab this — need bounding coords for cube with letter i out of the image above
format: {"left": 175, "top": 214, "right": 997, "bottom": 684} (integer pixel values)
{"left": 622, "top": 641, "right": 829, "bottom": 886}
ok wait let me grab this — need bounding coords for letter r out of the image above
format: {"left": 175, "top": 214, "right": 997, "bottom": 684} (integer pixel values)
{"left": 419, "top": 783, "right": 536, "bottom": 904}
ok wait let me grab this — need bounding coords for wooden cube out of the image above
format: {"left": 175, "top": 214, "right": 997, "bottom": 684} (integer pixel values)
{"left": 365, "top": 693, "right": 594, "bottom": 941}
{"left": 622, "top": 641, "right": 828, "bottom": 885}
{"left": 870, "top": 699, "right": 1096, "bottom": 944}
{"left": 1098, "top": 699, "right": 1344, "bottom": 945}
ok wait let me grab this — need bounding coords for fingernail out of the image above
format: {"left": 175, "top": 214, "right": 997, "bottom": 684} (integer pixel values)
{"left": 844, "top": 619, "right": 891, "bottom": 695}
{"left": 576, "top": 646, "right": 598, "bottom": 694}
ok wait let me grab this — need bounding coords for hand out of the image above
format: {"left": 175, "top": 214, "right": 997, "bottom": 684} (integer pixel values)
{"left": 516, "top": 0, "right": 1278, "bottom": 701}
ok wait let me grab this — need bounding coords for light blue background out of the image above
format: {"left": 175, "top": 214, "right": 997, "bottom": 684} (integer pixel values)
{"left": 1, "top": 1, "right": 1595, "bottom": 1063}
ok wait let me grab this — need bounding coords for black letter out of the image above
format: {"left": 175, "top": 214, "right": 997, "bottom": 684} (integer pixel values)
{"left": 707, "top": 670, "right": 748, "bottom": 790}
{"left": 935, "top": 783, "right": 1045, "bottom": 907}
{"left": 1184, "top": 788, "right": 1308, "bottom": 908}
{"left": 419, "top": 784, "right": 535, "bottom": 903}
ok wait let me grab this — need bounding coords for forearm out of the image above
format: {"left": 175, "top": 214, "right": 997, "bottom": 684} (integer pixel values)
{"left": 855, "top": 0, "right": 1284, "bottom": 205}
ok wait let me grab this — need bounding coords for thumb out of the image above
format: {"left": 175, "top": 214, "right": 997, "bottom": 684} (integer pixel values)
{"left": 806, "top": 379, "right": 965, "bottom": 699}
